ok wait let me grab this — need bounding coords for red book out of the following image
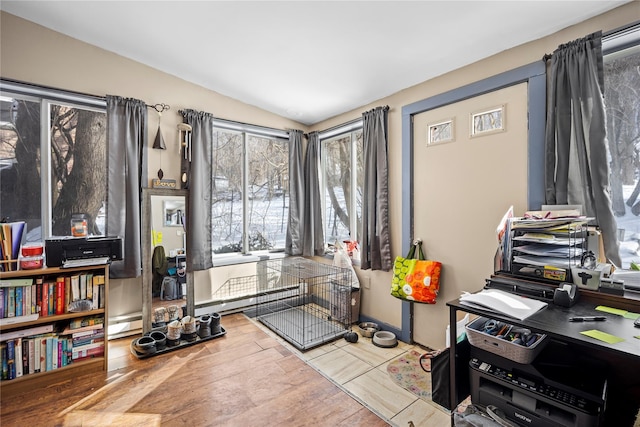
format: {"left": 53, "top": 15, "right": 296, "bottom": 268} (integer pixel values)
{"left": 55, "top": 277, "right": 65, "bottom": 315}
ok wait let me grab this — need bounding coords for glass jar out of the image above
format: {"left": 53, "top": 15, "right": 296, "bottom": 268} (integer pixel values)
{"left": 70, "top": 213, "right": 88, "bottom": 237}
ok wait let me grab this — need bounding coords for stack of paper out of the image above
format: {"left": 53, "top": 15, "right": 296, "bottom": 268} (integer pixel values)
{"left": 460, "top": 289, "right": 548, "bottom": 320}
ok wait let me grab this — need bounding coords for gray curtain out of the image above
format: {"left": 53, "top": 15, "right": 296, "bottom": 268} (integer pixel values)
{"left": 302, "top": 132, "right": 325, "bottom": 256}
{"left": 106, "top": 96, "right": 147, "bottom": 278}
{"left": 285, "top": 129, "right": 304, "bottom": 255}
{"left": 545, "top": 31, "right": 621, "bottom": 267}
{"left": 180, "top": 109, "right": 214, "bottom": 271}
{"left": 360, "top": 106, "right": 392, "bottom": 271}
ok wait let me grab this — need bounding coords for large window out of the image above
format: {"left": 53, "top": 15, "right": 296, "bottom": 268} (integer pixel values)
{"left": 211, "top": 123, "right": 289, "bottom": 256}
{"left": 320, "top": 124, "right": 363, "bottom": 253}
{"left": 0, "top": 81, "right": 107, "bottom": 244}
{"left": 603, "top": 24, "right": 640, "bottom": 270}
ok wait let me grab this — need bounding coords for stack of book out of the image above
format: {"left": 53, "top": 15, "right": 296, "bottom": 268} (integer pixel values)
{"left": 0, "top": 315, "right": 105, "bottom": 380}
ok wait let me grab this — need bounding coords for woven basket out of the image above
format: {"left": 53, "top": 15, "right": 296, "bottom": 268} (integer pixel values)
{"left": 465, "top": 316, "right": 547, "bottom": 364}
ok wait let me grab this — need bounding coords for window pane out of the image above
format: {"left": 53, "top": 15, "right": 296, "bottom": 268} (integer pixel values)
{"left": 50, "top": 104, "right": 107, "bottom": 237}
{"left": 354, "top": 130, "right": 363, "bottom": 238}
{"left": 212, "top": 130, "right": 243, "bottom": 254}
{"left": 0, "top": 97, "right": 42, "bottom": 243}
{"left": 324, "top": 135, "right": 353, "bottom": 245}
{"left": 604, "top": 44, "right": 640, "bottom": 270}
{"left": 247, "top": 135, "right": 288, "bottom": 250}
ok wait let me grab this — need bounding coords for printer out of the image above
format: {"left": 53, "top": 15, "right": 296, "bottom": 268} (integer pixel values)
{"left": 469, "top": 340, "right": 607, "bottom": 427}
{"left": 45, "top": 236, "right": 123, "bottom": 268}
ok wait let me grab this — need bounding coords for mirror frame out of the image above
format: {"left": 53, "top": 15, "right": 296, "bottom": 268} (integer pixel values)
{"left": 141, "top": 187, "right": 193, "bottom": 333}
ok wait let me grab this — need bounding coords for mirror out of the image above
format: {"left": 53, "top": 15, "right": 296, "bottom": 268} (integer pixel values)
{"left": 141, "top": 188, "right": 193, "bottom": 333}
{"left": 163, "top": 199, "right": 185, "bottom": 227}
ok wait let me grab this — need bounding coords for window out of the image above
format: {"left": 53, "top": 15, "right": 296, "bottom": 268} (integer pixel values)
{"left": 603, "top": 24, "right": 640, "bottom": 270}
{"left": 211, "top": 122, "right": 289, "bottom": 256}
{"left": 0, "top": 81, "right": 107, "bottom": 244}
{"left": 320, "top": 123, "right": 363, "bottom": 254}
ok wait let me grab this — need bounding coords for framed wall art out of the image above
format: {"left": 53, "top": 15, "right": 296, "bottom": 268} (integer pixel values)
{"left": 427, "top": 118, "right": 454, "bottom": 146}
{"left": 470, "top": 104, "right": 505, "bottom": 137}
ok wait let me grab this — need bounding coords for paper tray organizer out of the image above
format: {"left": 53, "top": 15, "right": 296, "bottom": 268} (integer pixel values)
{"left": 465, "top": 317, "right": 547, "bottom": 364}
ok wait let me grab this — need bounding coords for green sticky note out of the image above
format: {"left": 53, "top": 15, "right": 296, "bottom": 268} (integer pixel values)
{"left": 581, "top": 329, "right": 625, "bottom": 344}
{"left": 623, "top": 312, "right": 640, "bottom": 320}
{"left": 596, "top": 306, "right": 627, "bottom": 316}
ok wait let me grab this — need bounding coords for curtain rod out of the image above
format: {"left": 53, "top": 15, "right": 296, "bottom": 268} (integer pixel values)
{"left": 1, "top": 78, "right": 172, "bottom": 113}
{"left": 542, "top": 21, "right": 640, "bottom": 61}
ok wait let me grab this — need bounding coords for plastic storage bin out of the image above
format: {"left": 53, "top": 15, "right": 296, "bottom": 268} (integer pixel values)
{"left": 465, "top": 316, "right": 547, "bottom": 364}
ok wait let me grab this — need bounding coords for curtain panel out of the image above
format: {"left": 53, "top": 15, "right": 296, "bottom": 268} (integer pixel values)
{"left": 302, "top": 132, "right": 325, "bottom": 256}
{"left": 360, "top": 106, "right": 392, "bottom": 271}
{"left": 544, "top": 31, "right": 622, "bottom": 267}
{"left": 179, "top": 109, "right": 214, "bottom": 271}
{"left": 105, "top": 95, "right": 147, "bottom": 278}
{"left": 286, "top": 129, "right": 304, "bottom": 256}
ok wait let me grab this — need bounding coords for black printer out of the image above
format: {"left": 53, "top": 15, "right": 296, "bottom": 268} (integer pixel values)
{"left": 45, "top": 236, "right": 123, "bottom": 268}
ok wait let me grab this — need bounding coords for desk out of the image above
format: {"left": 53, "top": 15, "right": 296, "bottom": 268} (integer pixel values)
{"left": 447, "top": 295, "right": 640, "bottom": 425}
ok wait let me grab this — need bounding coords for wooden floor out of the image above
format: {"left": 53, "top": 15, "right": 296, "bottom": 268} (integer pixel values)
{"left": 0, "top": 314, "right": 390, "bottom": 427}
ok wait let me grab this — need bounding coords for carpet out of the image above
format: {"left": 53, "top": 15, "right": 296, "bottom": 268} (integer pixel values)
{"left": 386, "top": 349, "right": 432, "bottom": 400}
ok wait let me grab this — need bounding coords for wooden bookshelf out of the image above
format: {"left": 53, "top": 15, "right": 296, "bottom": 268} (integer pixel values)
{"left": 0, "top": 264, "right": 109, "bottom": 398}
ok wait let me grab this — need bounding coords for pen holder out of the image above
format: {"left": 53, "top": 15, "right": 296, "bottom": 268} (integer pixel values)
{"left": 553, "top": 283, "right": 578, "bottom": 307}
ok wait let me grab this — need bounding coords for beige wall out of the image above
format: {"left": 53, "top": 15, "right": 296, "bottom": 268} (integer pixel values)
{"left": 2, "top": 4, "right": 637, "bottom": 345}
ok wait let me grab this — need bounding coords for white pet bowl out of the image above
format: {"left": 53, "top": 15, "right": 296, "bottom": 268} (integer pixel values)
{"left": 372, "top": 331, "right": 398, "bottom": 348}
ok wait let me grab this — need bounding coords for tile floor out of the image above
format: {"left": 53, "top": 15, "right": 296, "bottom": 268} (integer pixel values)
{"left": 250, "top": 318, "right": 452, "bottom": 427}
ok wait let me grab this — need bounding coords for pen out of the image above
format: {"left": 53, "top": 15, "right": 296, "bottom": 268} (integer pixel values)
{"left": 569, "top": 316, "right": 606, "bottom": 322}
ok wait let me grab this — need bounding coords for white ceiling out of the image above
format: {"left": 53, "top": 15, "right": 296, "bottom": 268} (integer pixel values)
{"left": 1, "top": 1, "right": 632, "bottom": 125}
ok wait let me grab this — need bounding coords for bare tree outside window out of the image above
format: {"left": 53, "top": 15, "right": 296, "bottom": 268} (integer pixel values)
{"left": 322, "top": 130, "right": 363, "bottom": 248}
{"left": 211, "top": 129, "right": 288, "bottom": 254}
{"left": 0, "top": 94, "right": 106, "bottom": 242}
{"left": 604, "top": 44, "right": 640, "bottom": 269}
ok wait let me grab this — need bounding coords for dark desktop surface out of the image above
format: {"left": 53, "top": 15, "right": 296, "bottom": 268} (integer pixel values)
{"left": 448, "top": 295, "right": 640, "bottom": 426}
{"left": 449, "top": 295, "right": 640, "bottom": 359}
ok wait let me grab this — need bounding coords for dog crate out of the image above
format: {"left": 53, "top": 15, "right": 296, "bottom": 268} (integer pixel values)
{"left": 255, "top": 257, "right": 358, "bottom": 351}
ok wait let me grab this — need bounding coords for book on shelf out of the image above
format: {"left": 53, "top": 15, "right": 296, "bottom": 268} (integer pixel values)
{"left": 69, "top": 316, "right": 104, "bottom": 330}
{"left": 0, "top": 323, "right": 53, "bottom": 341}
{"left": 15, "top": 338, "right": 23, "bottom": 378}
{"left": 8, "top": 287, "right": 15, "bottom": 318}
{"left": 48, "top": 282, "right": 55, "bottom": 316}
{"left": 60, "top": 323, "right": 104, "bottom": 336}
{"left": 0, "top": 313, "right": 39, "bottom": 326}
{"left": 6, "top": 338, "right": 15, "bottom": 379}
{"left": 55, "top": 277, "right": 65, "bottom": 315}
{"left": 1, "top": 343, "right": 7, "bottom": 379}
{"left": 71, "top": 275, "right": 80, "bottom": 302}
{"left": 0, "top": 278, "right": 33, "bottom": 288}
{"left": 15, "top": 286, "right": 23, "bottom": 317}
{"left": 72, "top": 341, "right": 104, "bottom": 360}
{"left": 21, "top": 338, "right": 28, "bottom": 377}
{"left": 86, "top": 273, "right": 93, "bottom": 300}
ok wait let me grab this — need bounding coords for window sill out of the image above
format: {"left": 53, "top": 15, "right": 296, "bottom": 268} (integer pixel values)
{"left": 211, "top": 251, "right": 286, "bottom": 268}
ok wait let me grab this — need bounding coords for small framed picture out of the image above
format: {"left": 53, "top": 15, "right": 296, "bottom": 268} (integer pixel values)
{"left": 427, "top": 118, "right": 454, "bottom": 146}
{"left": 470, "top": 105, "right": 505, "bottom": 137}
